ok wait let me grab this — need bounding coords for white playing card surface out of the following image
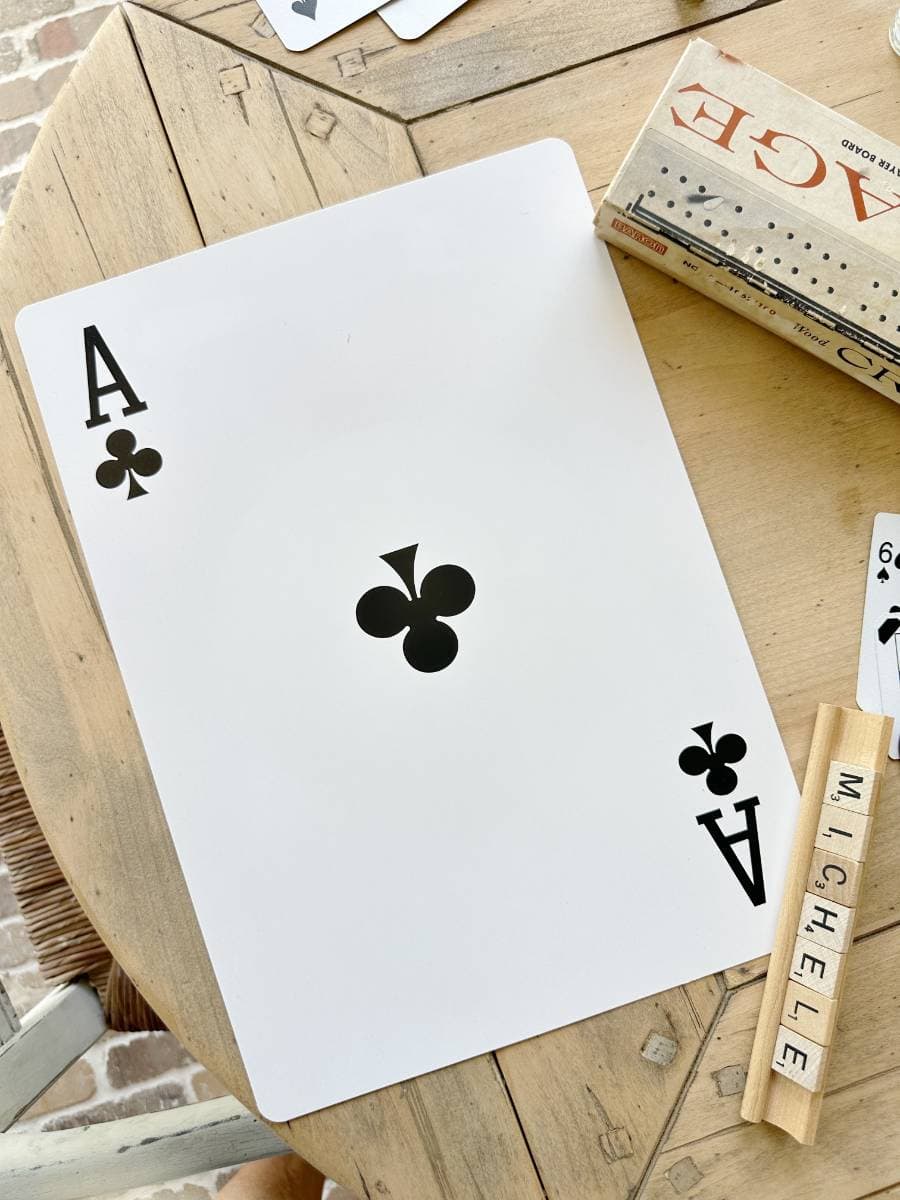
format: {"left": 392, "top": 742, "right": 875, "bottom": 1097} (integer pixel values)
{"left": 16, "top": 140, "right": 799, "bottom": 1123}
{"left": 858, "top": 512, "right": 900, "bottom": 757}
{"left": 258, "top": 0, "right": 382, "bottom": 52}
{"left": 378, "top": 0, "right": 468, "bottom": 39}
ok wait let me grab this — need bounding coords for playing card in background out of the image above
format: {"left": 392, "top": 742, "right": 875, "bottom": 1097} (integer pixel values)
{"left": 858, "top": 513, "right": 900, "bottom": 758}
{"left": 876, "top": 624, "right": 900, "bottom": 759}
{"left": 16, "top": 141, "right": 799, "bottom": 1122}
{"left": 378, "top": 0, "right": 469, "bottom": 38}
{"left": 260, "top": 0, "right": 382, "bottom": 52}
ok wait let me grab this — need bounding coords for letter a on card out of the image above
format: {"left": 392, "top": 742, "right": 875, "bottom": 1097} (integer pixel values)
{"left": 696, "top": 797, "right": 765, "bottom": 906}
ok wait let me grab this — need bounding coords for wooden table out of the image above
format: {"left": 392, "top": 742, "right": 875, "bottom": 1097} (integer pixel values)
{"left": 0, "top": 0, "right": 898, "bottom": 1196}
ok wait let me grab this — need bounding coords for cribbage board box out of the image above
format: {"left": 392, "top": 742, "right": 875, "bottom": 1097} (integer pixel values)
{"left": 595, "top": 39, "right": 900, "bottom": 404}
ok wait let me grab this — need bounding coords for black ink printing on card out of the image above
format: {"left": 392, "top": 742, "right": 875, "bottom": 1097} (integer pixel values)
{"left": 356, "top": 543, "right": 475, "bottom": 673}
{"left": 96, "top": 429, "right": 163, "bottom": 500}
{"left": 679, "top": 722, "right": 765, "bottom": 906}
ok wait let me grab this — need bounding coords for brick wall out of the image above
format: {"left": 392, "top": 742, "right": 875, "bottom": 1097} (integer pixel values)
{"left": 0, "top": 0, "right": 115, "bottom": 220}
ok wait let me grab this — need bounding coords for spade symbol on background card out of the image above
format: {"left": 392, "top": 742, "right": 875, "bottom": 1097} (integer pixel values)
{"left": 96, "top": 429, "right": 163, "bottom": 500}
{"left": 356, "top": 543, "right": 475, "bottom": 673}
{"left": 678, "top": 722, "right": 747, "bottom": 796}
{"left": 875, "top": 539, "right": 900, "bottom": 582}
{"left": 292, "top": 0, "right": 317, "bottom": 17}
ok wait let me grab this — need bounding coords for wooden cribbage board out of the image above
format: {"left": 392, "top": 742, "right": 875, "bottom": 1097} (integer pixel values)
{"left": 742, "top": 704, "right": 894, "bottom": 1144}
{"left": 595, "top": 37, "right": 900, "bottom": 405}
{"left": 605, "top": 131, "right": 900, "bottom": 364}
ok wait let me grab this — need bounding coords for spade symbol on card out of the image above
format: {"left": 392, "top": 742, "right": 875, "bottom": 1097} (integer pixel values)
{"left": 879, "top": 567, "right": 890, "bottom": 582}
{"left": 356, "top": 544, "right": 475, "bottom": 673}
{"left": 292, "top": 0, "right": 317, "bottom": 17}
{"left": 96, "top": 429, "right": 163, "bottom": 500}
{"left": 678, "top": 722, "right": 747, "bottom": 796}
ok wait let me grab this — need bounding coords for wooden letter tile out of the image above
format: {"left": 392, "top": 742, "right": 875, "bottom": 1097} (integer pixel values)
{"left": 771, "top": 1025, "right": 827, "bottom": 1092}
{"left": 807, "top": 847, "right": 864, "bottom": 908}
{"left": 781, "top": 979, "right": 839, "bottom": 1045}
{"left": 788, "top": 934, "right": 843, "bottom": 998}
{"left": 798, "top": 890, "right": 854, "bottom": 954}
{"left": 823, "top": 760, "right": 877, "bottom": 816}
{"left": 814, "top": 803, "right": 872, "bottom": 863}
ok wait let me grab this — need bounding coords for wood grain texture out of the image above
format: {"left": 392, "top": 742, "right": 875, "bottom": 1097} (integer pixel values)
{"left": 135, "top": 0, "right": 775, "bottom": 120}
{"left": 412, "top": 0, "right": 900, "bottom": 186}
{"left": 494, "top": 977, "right": 722, "bottom": 1200}
{"left": 645, "top": 925, "right": 900, "bottom": 1198}
{"left": 0, "top": 0, "right": 898, "bottom": 1195}
{"left": 126, "top": 5, "right": 421, "bottom": 243}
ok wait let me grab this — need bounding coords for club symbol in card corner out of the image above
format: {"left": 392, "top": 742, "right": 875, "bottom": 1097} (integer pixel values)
{"left": 292, "top": 0, "right": 317, "bottom": 18}
{"left": 96, "top": 429, "right": 162, "bottom": 500}
{"left": 678, "top": 720, "right": 764, "bottom": 907}
{"left": 356, "top": 543, "right": 475, "bottom": 674}
{"left": 82, "top": 325, "right": 162, "bottom": 500}
{"left": 678, "top": 721, "right": 747, "bottom": 796}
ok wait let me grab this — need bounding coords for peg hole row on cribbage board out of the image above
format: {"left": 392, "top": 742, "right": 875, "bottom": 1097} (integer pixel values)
{"left": 768, "top": 760, "right": 878, "bottom": 1093}
{"left": 616, "top": 135, "right": 900, "bottom": 356}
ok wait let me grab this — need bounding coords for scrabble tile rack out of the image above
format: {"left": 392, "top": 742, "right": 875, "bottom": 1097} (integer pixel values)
{"left": 742, "top": 703, "right": 893, "bottom": 1144}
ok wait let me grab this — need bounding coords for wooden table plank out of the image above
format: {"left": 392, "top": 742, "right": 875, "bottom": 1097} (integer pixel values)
{"left": 127, "top": 5, "right": 421, "bottom": 244}
{"left": 136, "top": 0, "right": 777, "bottom": 120}
{"left": 292, "top": 1056, "right": 548, "bottom": 1200}
{"left": 411, "top": 0, "right": 899, "bottom": 186}
{"left": 647, "top": 1068, "right": 900, "bottom": 1200}
{"left": 642, "top": 926, "right": 900, "bottom": 1198}
{"left": 495, "top": 977, "right": 722, "bottom": 1200}
{"left": 661, "top": 927, "right": 900, "bottom": 1154}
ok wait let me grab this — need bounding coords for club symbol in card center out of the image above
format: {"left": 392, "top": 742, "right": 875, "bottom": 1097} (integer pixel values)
{"left": 356, "top": 543, "right": 475, "bottom": 673}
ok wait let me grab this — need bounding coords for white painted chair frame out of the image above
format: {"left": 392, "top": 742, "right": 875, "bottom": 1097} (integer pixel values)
{"left": 0, "top": 977, "right": 287, "bottom": 1200}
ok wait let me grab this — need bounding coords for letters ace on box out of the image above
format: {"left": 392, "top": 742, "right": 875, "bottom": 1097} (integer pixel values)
{"left": 596, "top": 39, "right": 900, "bottom": 404}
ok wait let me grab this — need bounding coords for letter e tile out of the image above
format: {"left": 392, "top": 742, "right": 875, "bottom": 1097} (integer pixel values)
{"left": 772, "top": 1024, "right": 826, "bottom": 1092}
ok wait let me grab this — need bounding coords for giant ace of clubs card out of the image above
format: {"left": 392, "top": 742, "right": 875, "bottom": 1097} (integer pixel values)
{"left": 17, "top": 141, "right": 799, "bottom": 1122}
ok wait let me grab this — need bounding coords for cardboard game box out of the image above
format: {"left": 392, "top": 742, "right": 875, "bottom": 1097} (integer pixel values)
{"left": 595, "top": 39, "right": 900, "bottom": 404}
